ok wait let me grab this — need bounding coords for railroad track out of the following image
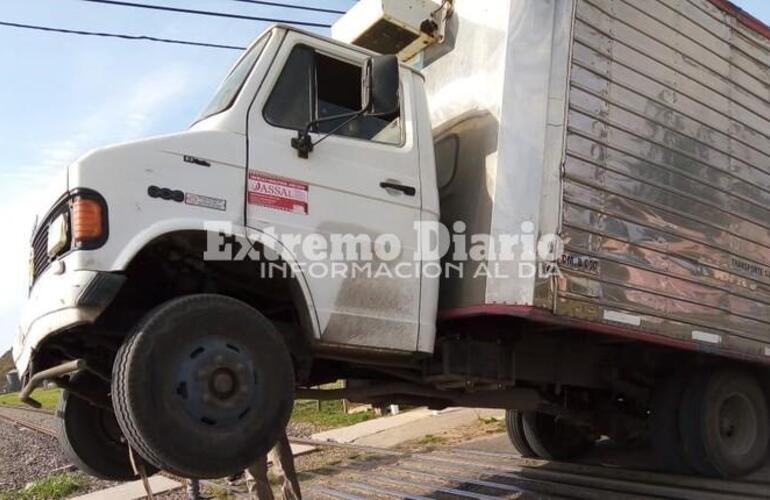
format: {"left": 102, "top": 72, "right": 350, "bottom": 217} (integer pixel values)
{"left": 3, "top": 407, "right": 770, "bottom": 499}
{"left": 0, "top": 403, "right": 55, "bottom": 416}
{"left": 0, "top": 406, "right": 244, "bottom": 497}
{"left": 293, "top": 439, "right": 770, "bottom": 500}
{"left": 0, "top": 407, "right": 56, "bottom": 438}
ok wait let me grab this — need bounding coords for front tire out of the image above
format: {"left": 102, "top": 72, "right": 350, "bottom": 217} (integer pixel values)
{"left": 112, "top": 294, "right": 295, "bottom": 479}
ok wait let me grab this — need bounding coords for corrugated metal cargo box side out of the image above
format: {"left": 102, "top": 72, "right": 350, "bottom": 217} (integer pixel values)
{"left": 559, "top": 0, "right": 770, "bottom": 361}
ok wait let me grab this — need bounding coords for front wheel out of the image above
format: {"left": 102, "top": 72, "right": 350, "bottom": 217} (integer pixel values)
{"left": 112, "top": 294, "right": 295, "bottom": 479}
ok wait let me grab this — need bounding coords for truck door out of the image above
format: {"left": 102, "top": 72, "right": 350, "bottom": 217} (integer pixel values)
{"left": 245, "top": 32, "right": 423, "bottom": 353}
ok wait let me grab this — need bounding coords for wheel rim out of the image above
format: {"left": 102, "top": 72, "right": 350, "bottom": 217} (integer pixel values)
{"left": 98, "top": 406, "right": 127, "bottom": 448}
{"left": 717, "top": 392, "right": 758, "bottom": 458}
{"left": 175, "top": 338, "right": 258, "bottom": 428}
{"left": 538, "top": 413, "right": 588, "bottom": 451}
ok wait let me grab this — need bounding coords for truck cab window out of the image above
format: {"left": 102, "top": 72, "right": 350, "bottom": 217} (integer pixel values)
{"left": 264, "top": 45, "right": 402, "bottom": 145}
{"left": 198, "top": 35, "right": 270, "bottom": 122}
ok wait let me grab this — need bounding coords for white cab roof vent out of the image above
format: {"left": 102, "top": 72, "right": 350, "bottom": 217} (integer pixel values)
{"left": 332, "top": 0, "right": 448, "bottom": 61}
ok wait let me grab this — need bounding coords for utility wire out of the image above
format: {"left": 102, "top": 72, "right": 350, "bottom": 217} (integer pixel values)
{"left": 0, "top": 20, "right": 246, "bottom": 50}
{"left": 80, "top": 0, "right": 333, "bottom": 28}
{"left": 225, "top": 0, "right": 345, "bottom": 15}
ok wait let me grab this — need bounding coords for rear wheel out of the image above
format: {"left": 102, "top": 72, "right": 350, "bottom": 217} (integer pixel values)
{"left": 112, "top": 294, "right": 295, "bottom": 479}
{"left": 680, "top": 369, "right": 770, "bottom": 478}
{"left": 649, "top": 373, "right": 693, "bottom": 474}
{"left": 521, "top": 411, "right": 595, "bottom": 460}
{"left": 57, "top": 390, "right": 156, "bottom": 481}
{"left": 505, "top": 410, "right": 536, "bottom": 458}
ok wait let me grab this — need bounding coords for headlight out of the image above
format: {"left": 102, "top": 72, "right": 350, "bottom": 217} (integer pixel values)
{"left": 46, "top": 213, "right": 69, "bottom": 257}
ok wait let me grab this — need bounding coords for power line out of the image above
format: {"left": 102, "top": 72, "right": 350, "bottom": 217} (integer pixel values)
{"left": 225, "top": 0, "right": 345, "bottom": 15}
{"left": 80, "top": 0, "right": 333, "bottom": 28}
{"left": 0, "top": 20, "right": 246, "bottom": 50}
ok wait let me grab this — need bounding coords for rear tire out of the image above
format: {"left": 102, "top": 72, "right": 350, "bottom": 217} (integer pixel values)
{"left": 57, "top": 390, "right": 155, "bottom": 481}
{"left": 112, "top": 294, "right": 295, "bottom": 479}
{"left": 680, "top": 369, "right": 770, "bottom": 478}
{"left": 650, "top": 373, "right": 693, "bottom": 474}
{"left": 521, "top": 411, "right": 595, "bottom": 460}
{"left": 505, "top": 410, "right": 536, "bottom": 458}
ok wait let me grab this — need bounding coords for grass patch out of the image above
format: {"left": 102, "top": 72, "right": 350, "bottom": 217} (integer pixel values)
{"left": 478, "top": 416, "right": 505, "bottom": 433}
{"left": 203, "top": 483, "right": 234, "bottom": 500}
{"left": 0, "top": 388, "right": 61, "bottom": 410}
{"left": 417, "top": 434, "right": 447, "bottom": 446}
{"left": 0, "top": 473, "right": 85, "bottom": 500}
{"left": 291, "top": 399, "right": 374, "bottom": 430}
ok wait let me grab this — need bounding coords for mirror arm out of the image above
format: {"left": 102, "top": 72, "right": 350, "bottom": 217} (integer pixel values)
{"left": 291, "top": 107, "right": 367, "bottom": 159}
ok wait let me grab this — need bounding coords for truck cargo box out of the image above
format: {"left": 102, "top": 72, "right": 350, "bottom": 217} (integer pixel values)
{"left": 412, "top": 0, "right": 770, "bottom": 363}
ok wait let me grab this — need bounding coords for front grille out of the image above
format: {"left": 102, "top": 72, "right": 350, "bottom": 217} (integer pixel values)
{"left": 30, "top": 199, "right": 69, "bottom": 285}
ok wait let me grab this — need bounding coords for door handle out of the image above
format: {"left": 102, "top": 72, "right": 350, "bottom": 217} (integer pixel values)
{"left": 380, "top": 181, "right": 416, "bottom": 196}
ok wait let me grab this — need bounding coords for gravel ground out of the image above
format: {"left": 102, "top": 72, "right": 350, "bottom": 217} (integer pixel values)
{"left": 0, "top": 418, "right": 71, "bottom": 492}
{"left": 0, "top": 406, "right": 403, "bottom": 499}
{"left": 0, "top": 407, "right": 121, "bottom": 497}
{"left": 0, "top": 405, "right": 331, "bottom": 499}
{"left": 286, "top": 421, "right": 320, "bottom": 438}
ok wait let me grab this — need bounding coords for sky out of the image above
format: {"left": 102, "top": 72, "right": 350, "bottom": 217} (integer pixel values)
{"left": 0, "top": 0, "right": 354, "bottom": 354}
{"left": 0, "top": 0, "right": 769, "bottom": 354}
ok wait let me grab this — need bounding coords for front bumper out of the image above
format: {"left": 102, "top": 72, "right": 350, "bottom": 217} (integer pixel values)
{"left": 13, "top": 265, "right": 124, "bottom": 377}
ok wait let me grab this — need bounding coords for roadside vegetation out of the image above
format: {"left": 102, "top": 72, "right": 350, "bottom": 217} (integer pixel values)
{"left": 0, "top": 385, "right": 371, "bottom": 429}
{"left": 0, "top": 382, "right": 374, "bottom": 433}
{"left": 0, "top": 350, "right": 13, "bottom": 388}
{"left": 0, "top": 473, "right": 85, "bottom": 500}
{"left": 0, "top": 388, "right": 60, "bottom": 410}
{"left": 290, "top": 399, "right": 374, "bottom": 430}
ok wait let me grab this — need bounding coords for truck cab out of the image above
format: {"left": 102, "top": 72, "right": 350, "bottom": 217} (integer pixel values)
{"left": 17, "top": 24, "right": 443, "bottom": 480}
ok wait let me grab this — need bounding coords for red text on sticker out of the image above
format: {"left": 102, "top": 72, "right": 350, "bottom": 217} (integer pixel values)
{"left": 248, "top": 172, "right": 309, "bottom": 215}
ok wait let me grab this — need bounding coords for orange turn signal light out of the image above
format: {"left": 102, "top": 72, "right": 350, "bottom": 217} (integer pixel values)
{"left": 71, "top": 198, "right": 103, "bottom": 243}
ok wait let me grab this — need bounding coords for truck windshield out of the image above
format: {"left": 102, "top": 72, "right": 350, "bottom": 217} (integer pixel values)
{"left": 197, "top": 34, "right": 270, "bottom": 122}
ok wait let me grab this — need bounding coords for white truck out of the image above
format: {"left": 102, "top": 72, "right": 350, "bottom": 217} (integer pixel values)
{"left": 14, "top": 0, "right": 770, "bottom": 481}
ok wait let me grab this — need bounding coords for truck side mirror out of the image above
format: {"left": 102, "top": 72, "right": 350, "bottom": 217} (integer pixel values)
{"left": 292, "top": 53, "right": 400, "bottom": 159}
{"left": 364, "top": 55, "right": 400, "bottom": 116}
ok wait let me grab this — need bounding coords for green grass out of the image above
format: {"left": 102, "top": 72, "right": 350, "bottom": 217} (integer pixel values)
{"left": 203, "top": 483, "right": 235, "bottom": 500}
{"left": 0, "top": 473, "right": 85, "bottom": 500}
{"left": 417, "top": 434, "right": 447, "bottom": 445}
{"left": 478, "top": 416, "right": 505, "bottom": 433}
{"left": 0, "top": 388, "right": 61, "bottom": 410}
{"left": 290, "top": 399, "right": 374, "bottom": 430}
{"left": 0, "top": 386, "right": 371, "bottom": 430}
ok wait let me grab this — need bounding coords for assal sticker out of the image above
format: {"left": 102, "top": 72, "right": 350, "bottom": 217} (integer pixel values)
{"left": 248, "top": 172, "right": 309, "bottom": 215}
{"left": 603, "top": 310, "right": 641, "bottom": 326}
